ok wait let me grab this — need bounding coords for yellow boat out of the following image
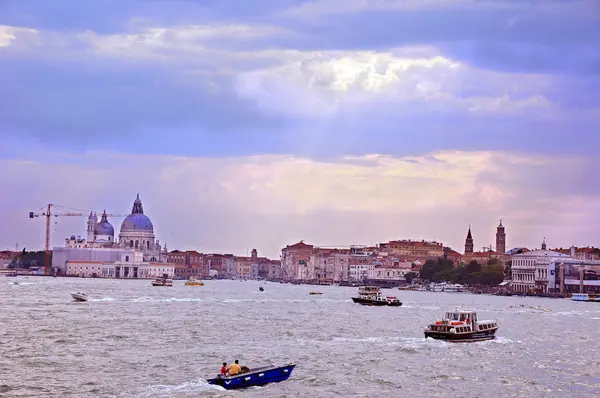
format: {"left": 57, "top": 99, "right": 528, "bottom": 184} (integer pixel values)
{"left": 185, "top": 278, "right": 204, "bottom": 286}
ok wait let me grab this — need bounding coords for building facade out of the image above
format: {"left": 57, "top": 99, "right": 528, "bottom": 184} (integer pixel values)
{"left": 54, "top": 194, "right": 168, "bottom": 278}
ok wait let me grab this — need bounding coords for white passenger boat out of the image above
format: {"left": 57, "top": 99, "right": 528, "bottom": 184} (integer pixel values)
{"left": 351, "top": 286, "right": 402, "bottom": 306}
{"left": 71, "top": 292, "right": 88, "bottom": 302}
{"left": 424, "top": 310, "right": 498, "bottom": 342}
{"left": 430, "top": 282, "right": 464, "bottom": 292}
{"left": 152, "top": 277, "right": 173, "bottom": 287}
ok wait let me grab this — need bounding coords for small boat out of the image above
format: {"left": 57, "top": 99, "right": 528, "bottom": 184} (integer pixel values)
{"left": 424, "top": 310, "right": 498, "bottom": 342}
{"left": 351, "top": 286, "right": 402, "bottom": 306}
{"left": 71, "top": 292, "right": 88, "bottom": 302}
{"left": 207, "top": 363, "right": 296, "bottom": 390}
{"left": 184, "top": 278, "right": 204, "bottom": 286}
{"left": 152, "top": 277, "right": 173, "bottom": 287}
{"left": 572, "top": 293, "right": 600, "bottom": 303}
{"left": 309, "top": 291, "right": 323, "bottom": 295}
{"left": 258, "top": 286, "right": 264, "bottom": 292}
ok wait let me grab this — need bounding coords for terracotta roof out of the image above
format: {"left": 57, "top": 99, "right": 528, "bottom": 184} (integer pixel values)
{"left": 285, "top": 241, "right": 314, "bottom": 250}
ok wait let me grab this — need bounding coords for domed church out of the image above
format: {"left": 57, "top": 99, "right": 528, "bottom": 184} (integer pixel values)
{"left": 65, "top": 194, "right": 167, "bottom": 262}
{"left": 117, "top": 194, "right": 164, "bottom": 261}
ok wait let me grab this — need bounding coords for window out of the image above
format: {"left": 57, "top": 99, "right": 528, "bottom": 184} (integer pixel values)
{"left": 135, "top": 240, "right": 139, "bottom": 249}
{"left": 125, "top": 256, "right": 129, "bottom": 262}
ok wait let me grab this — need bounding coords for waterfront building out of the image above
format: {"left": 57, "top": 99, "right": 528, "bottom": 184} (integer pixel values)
{"left": 443, "top": 248, "right": 462, "bottom": 265}
{"left": 167, "top": 250, "right": 205, "bottom": 278}
{"left": 369, "top": 265, "right": 412, "bottom": 281}
{"left": 379, "top": 239, "right": 444, "bottom": 261}
{"left": 462, "top": 249, "right": 504, "bottom": 265}
{"left": 0, "top": 251, "right": 17, "bottom": 269}
{"left": 65, "top": 250, "right": 174, "bottom": 279}
{"left": 510, "top": 239, "right": 600, "bottom": 294}
{"left": 53, "top": 195, "right": 169, "bottom": 277}
{"left": 551, "top": 245, "right": 600, "bottom": 261}
{"left": 223, "top": 254, "right": 238, "bottom": 278}
{"left": 281, "top": 241, "right": 314, "bottom": 281}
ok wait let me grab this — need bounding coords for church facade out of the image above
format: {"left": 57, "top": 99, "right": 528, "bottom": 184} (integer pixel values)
{"left": 66, "top": 194, "right": 167, "bottom": 262}
{"left": 55, "top": 195, "right": 172, "bottom": 277}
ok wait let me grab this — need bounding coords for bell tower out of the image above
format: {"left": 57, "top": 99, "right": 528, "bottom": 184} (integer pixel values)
{"left": 87, "top": 212, "right": 97, "bottom": 242}
{"left": 496, "top": 219, "right": 506, "bottom": 254}
{"left": 465, "top": 226, "right": 474, "bottom": 254}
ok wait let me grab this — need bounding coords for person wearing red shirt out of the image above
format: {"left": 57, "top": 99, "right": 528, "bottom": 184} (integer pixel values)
{"left": 220, "top": 362, "right": 228, "bottom": 375}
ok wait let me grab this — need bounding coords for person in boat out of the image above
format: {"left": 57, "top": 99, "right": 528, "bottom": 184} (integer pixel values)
{"left": 228, "top": 359, "right": 241, "bottom": 376}
{"left": 220, "top": 362, "right": 228, "bottom": 375}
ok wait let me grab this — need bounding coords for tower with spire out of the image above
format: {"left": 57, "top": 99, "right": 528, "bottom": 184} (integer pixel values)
{"left": 495, "top": 219, "right": 506, "bottom": 254}
{"left": 465, "top": 226, "right": 474, "bottom": 254}
{"left": 541, "top": 238, "right": 547, "bottom": 250}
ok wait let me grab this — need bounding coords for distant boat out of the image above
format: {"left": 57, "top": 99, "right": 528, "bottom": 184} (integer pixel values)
{"left": 572, "top": 293, "right": 600, "bottom": 303}
{"left": 309, "top": 291, "right": 323, "bottom": 295}
{"left": 152, "top": 277, "right": 173, "bottom": 287}
{"left": 259, "top": 286, "right": 264, "bottom": 292}
{"left": 351, "top": 286, "right": 402, "bottom": 307}
{"left": 207, "top": 363, "right": 296, "bottom": 390}
{"left": 71, "top": 292, "right": 88, "bottom": 302}
{"left": 185, "top": 278, "right": 204, "bottom": 286}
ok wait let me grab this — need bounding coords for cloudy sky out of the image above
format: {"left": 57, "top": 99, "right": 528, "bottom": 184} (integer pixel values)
{"left": 1, "top": 0, "right": 599, "bottom": 258}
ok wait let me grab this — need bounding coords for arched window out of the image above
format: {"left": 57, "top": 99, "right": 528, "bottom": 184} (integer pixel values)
{"left": 129, "top": 240, "right": 133, "bottom": 248}
{"left": 147, "top": 241, "right": 150, "bottom": 249}
{"left": 135, "top": 240, "right": 139, "bottom": 249}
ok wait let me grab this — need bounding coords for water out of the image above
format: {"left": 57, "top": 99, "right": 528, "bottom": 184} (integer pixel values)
{"left": 1, "top": 278, "right": 599, "bottom": 397}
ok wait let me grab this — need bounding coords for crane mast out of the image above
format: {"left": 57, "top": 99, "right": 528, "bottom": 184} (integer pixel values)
{"left": 29, "top": 204, "right": 125, "bottom": 276}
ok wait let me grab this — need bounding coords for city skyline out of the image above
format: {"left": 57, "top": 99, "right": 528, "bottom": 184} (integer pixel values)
{"left": 1, "top": 0, "right": 599, "bottom": 258}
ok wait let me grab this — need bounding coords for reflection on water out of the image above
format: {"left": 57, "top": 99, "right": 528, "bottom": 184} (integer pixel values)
{"left": 2, "top": 278, "right": 599, "bottom": 397}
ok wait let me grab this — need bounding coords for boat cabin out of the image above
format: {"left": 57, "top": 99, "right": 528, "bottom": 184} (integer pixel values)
{"left": 358, "top": 286, "right": 381, "bottom": 295}
{"left": 445, "top": 311, "right": 476, "bottom": 323}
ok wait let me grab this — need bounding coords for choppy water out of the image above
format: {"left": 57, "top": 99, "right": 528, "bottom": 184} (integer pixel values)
{"left": 1, "top": 278, "right": 599, "bottom": 397}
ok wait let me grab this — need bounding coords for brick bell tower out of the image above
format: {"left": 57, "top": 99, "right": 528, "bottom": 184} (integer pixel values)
{"left": 496, "top": 219, "right": 506, "bottom": 254}
{"left": 465, "top": 226, "right": 474, "bottom": 254}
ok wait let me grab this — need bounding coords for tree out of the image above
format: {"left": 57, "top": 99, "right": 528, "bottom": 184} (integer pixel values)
{"left": 478, "top": 264, "right": 504, "bottom": 286}
{"left": 486, "top": 258, "right": 500, "bottom": 266}
{"left": 404, "top": 272, "right": 417, "bottom": 284}
{"left": 420, "top": 258, "right": 454, "bottom": 282}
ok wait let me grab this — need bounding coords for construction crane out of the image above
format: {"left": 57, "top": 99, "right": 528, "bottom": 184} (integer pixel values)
{"left": 29, "top": 204, "right": 125, "bottom": 276}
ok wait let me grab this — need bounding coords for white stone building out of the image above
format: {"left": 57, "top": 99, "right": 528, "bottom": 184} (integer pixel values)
{"left": 54, "top": 194, "right": 169, "bottom": 278}
{"left": 510, "top": 240, "right": 572, "bottom": 293}
{"left": 66, "top": 250, "right": 174, "bottom": 279}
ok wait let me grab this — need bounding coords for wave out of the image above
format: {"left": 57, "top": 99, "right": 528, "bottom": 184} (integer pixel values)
{"left": 125, "top": 379, "right": 223, "bottom": 397}
{"left": 132, "top": 297, "right": 205, "bottom": 303}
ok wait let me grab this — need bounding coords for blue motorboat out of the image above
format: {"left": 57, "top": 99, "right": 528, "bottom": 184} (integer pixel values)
{"left": 207, "top": 363, "right": 296, "bottom": 390}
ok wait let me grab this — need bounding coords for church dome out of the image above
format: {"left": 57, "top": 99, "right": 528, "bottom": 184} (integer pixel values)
{"left": 119, "top": 194, "right": 154, "bottom": 233}
{"left": 94, "top": 210, "right": 114, "bottom": 236}
{"left": 120, "top": 213, "right": 154, "bottom": 232}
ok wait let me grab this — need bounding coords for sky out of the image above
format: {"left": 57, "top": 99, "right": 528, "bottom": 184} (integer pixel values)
{"left": 1, "top": 0, "right": 599, "bottom": 258}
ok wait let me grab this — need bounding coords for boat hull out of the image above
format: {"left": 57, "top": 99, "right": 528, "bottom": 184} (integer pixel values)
{"left": 351, "top": 297, "right": 402, "bottom": 306}
{"left": 424, "top": 328, "right": 497, "bottom": 342}
{"left": 207, "top": 364, "right": 295, "bottom": 390}
{"left": 71, "top": 293, "right": 88, "bottom": 302}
